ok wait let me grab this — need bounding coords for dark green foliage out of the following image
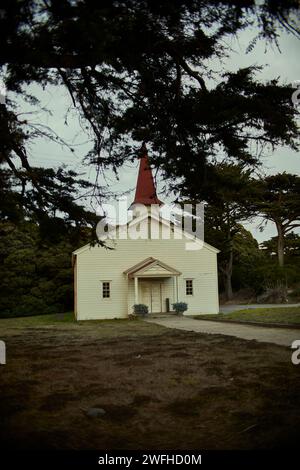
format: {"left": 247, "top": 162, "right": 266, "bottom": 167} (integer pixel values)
{"left": 0, "top": 221, "right": 89, "bottom": 317}
{"left": 200, "top": 167, "right": 300, "bottom": 298}
{"left": 0, "top": 1, "right": 299, "bottom": 212}
{"left": 255, "top": 263, "right": 300, "bottom": 290}
{"left": 200, "top": 163, "right": 256, "bottom": 299}
{"left": 208, "top": 221, "right": 300, "bottom": 296}
{"left": 231, "top": 228, "right": 264, "bottom": 293}
{"left": 254, "top": 173, "right": 300, "bottom": 266}
{"left": 172, "top": 302, "right": 188, "bottom": 315}
{"left": 0, "top": 164, "right": 100, "bottom": 237}
{"left": 290, "top": 287, "right": 300, "bottom": 299}
{"left": 206, "top": 222, "right": 262, "bottom": 294}
{"left": 133, "top": 304, "right": 149, "bottom": 316}
{"left": 261, "top": 233, "right": 300, "bottom": 262}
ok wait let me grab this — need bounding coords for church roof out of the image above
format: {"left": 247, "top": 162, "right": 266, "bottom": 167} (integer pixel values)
{"left": 132, "top": 144, "right": 163, "bottom": 206}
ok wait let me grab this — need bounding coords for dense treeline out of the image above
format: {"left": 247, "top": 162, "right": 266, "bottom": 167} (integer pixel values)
{"left": 0, "top": 221, "right": 90, "bottom": 317}
{"left": 207, "top": 224, "right": 300, "bottom": 301}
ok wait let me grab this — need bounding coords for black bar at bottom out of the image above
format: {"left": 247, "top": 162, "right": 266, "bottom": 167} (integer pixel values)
{"left": 0, "top": 450, "right": 297, "bottom": 468}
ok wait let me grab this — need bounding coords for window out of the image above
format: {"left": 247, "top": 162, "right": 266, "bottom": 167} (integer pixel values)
{"left": 102, "top": 281, "right": 110, "bottom": 299}
{"left": 185, "top": 279, "right": 193, "bottom": 296}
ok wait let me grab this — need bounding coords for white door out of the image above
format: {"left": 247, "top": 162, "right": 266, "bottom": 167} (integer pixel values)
{"left": 141, "top": 281, "right": 162, "bottom": 313}
{"left": 151, "top": 282, "right": 162, "bottom": 313}
{"left": 141, "top": 282, "right": 151, "bottom": 310}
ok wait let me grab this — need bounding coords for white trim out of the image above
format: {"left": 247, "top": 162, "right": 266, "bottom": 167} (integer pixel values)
{"left": 214, "top": 253, "right": 220, "bottom": 313}
{"left": 134, "top": 277, "right": 139, "bottom": 304}
{"left": 125, "top": 258, "right": 181, "bottom": 278}
{"left": 73, "top": 243, "right": 93, "bottom": 255}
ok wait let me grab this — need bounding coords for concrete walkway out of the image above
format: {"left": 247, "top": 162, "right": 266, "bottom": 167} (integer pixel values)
{"left": 145, "top": 316, "right": 300, "bottom": 347}
{"left": 219, "top": 303, "right": 300, "bottom": 313}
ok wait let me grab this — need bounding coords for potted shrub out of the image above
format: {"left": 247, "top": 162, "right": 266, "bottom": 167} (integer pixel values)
{"left": 172, "top": 302, "right": 188, "bottom": 316}
{"left": 133, "top": 304, "right": 149, "bottom": 317}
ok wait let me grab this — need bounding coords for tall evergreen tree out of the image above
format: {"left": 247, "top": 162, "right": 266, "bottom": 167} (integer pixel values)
{"left": 0, "top": 0, "right": 299, "bottom": 219}
{"left": 196, "top": 163, "right": 255, "bottom": 299}
{"left": 255, "top": 173, "right": 300, "bottom": 267}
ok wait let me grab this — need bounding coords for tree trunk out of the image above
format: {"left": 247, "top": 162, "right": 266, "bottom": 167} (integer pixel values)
{"left": 276, "top": 222, "right": 285, "bottom": 267}
{"left": 223, "top": 208, "right": 234, "bottom": 300}
{"left": 224, "top": 237, "right": 234, "bottom": 300}
{"left": 225, "top": 268, "right": 233, "bottom": 300}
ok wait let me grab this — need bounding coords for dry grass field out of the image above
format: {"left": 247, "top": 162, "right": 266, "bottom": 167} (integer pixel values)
{"left": 0, "top": 313, "right": 300, "bottom": 450}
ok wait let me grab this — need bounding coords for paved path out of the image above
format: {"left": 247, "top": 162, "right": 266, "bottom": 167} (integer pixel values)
{"left": 219, "top": 303, "right": 300, "bottom": 313}
{"left": 145, "top": 316, "right": 300, "bottom": 347}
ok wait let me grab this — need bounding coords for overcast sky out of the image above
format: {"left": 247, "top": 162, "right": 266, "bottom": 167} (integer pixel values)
{"left": 16, "top": 25, "right": 300, "bottom": 243}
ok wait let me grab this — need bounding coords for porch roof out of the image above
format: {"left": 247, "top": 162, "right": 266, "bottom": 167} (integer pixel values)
{"left": 124, "top": 257, "right": 181, "bottom": 278}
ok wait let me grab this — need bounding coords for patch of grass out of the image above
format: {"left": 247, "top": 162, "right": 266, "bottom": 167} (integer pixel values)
{"left": 0, "top": 312, "right": 75, "bottom": 327}
{"left": 0, "top": 312, "right": 144, "bottom": 328}
{"left": 0, "top": 311, "right": 168, "bottom": 338}
{"left": 194, "top": 307, "right": 300, "bottom": 325}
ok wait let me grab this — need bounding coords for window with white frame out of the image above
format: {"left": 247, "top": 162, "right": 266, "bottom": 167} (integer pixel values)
{"left": 102, "top": 281, "right": 111, "bottom": 299}
{"left": 185, "top": 279, "right": 193, "bottom": 296}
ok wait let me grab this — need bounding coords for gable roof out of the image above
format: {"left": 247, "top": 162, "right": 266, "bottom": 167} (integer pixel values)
{"left": 123, "top": 256, "right": 155, "bottom": 274}
{"left": 72, "top": 213, "right": 220, "bottom": 256}
{"left": 123, "top": 211, "right": 220, "bottom": 253}
{"left": 124, "top": 257, "right": 181, "bottom": 278}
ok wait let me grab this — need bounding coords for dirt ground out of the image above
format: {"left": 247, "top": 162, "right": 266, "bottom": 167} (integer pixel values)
{"left": 0, "top": 319, "right": 300, "bottom": 450}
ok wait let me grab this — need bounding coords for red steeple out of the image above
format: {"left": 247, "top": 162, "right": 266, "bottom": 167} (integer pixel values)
{"left": 132, "top": 144, "right": 163, "bottom": 206}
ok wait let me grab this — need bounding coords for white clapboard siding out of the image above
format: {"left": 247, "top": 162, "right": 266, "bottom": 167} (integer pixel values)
{"left": 74, "top": 219, "right": 219, "bottom": 320}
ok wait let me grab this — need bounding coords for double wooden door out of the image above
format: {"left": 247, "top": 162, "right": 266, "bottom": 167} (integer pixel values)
{"left": 140, "top": 280, "right": 162, "bottom": 313}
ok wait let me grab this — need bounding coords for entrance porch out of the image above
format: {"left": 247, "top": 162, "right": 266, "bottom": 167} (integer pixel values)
{"left": 124, "top": 257, "right": 181, "bottom": 314}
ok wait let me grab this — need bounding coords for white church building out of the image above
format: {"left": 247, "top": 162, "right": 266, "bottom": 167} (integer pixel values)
{"left": 73, "top": 147, "right": 219, "bottom": 320}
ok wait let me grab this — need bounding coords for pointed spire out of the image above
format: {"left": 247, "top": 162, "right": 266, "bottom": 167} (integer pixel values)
{"left": 132, "top": 143, "right": 163, "bottom": 206}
